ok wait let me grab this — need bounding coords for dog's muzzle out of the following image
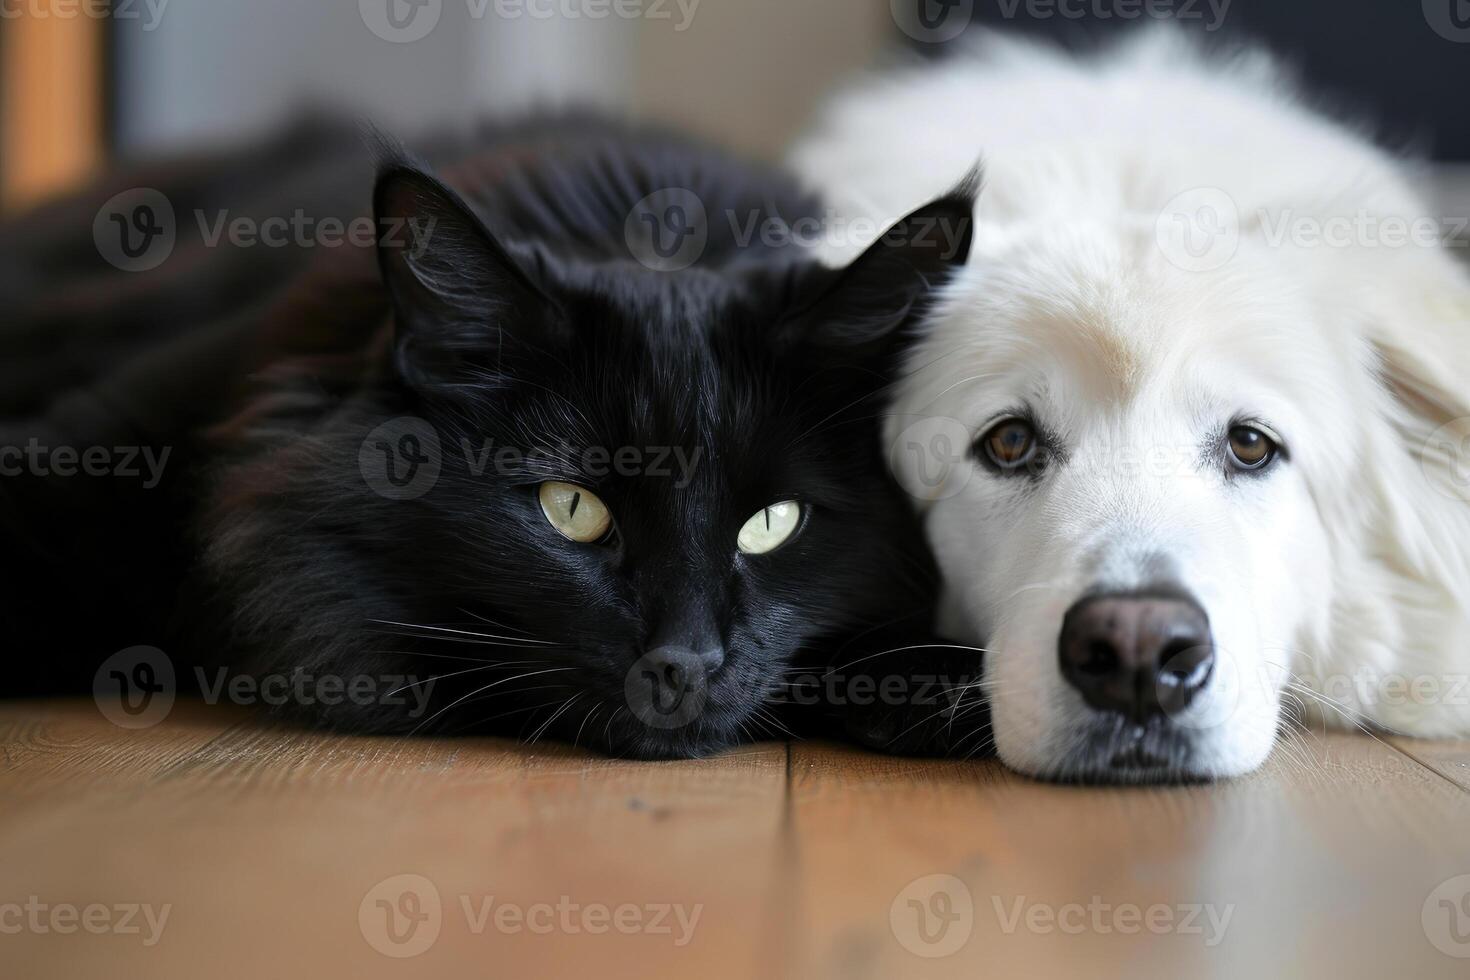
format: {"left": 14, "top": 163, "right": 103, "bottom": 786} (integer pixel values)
{"left": 1058, "top": 589, "right": 1215, "bottom": 723}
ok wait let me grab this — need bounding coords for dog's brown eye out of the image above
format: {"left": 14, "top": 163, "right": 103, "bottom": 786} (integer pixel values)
{"left": 1227, "top": 425, "right": 1277, "bottom": 471}
{"left": 981, "top": 419, "right": 1037, "bottom": 470}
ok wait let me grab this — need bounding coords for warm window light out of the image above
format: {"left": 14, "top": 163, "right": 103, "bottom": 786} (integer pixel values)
{"left": 0, "top": 10, "right": 103, "bottom": 210}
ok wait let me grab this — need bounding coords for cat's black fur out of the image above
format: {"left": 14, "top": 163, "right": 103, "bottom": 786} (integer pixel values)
{"left": 2, "top": 117, "right": 981, "bottom": 757}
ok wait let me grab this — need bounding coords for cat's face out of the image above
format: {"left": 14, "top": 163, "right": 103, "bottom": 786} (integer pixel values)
{"left": 365, "top": 165, "right": 974, "bottom": 757}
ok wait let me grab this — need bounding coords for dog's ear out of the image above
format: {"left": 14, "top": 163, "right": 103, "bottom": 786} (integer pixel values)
{"left": 1362, "top": 250, "right": 1470, "bottom": 434}
{"left": 785, "top": 169, "right": 979, "bottom": 377}
{"left": 1348, "top": 247, "right": 1470, "bottom": 609}
{"left": 374, "top": 163, "right": 560, "bottom": 392}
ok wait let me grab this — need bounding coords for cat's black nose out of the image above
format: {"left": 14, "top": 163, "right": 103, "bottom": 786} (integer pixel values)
{"left": 643, "top": 646, "right": 723, "bottom": 693}
{"left": 625, "top": 646, "right": 723, "bottom": 731}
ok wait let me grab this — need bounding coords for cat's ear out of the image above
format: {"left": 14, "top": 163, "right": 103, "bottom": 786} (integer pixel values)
{"left": 793, "top": 169, "right": 978, "bottom": 363}
{"left": 374, "top": 163, "right": 555, "bottom": 391}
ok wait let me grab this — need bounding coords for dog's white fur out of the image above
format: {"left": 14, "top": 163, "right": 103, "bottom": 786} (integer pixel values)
{"left": 791, "top": 29, "right": 1470, "bottom": 779}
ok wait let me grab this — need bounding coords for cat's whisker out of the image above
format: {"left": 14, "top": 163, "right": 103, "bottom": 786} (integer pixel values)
{"left": 785, "top": 384, "right": 888, "bottom": 453}
{"left": 1000, "top": 580, "right": 1069, "bottom": 602}
{"left": 437, "top": 683, "right": 580, "bottom": 731}
{"left": 527, "top": 694, "right": 583, "bottom": 745}
{"left": 751, "top": 706, "right": 795, "bottom": 740}
{"left": 602, "top": 706, "right": 625, "bottom": 746}
{"left": 373, "top": 648, "right": 507, "bottom": 664}
{"left": 367, "top": 619, "right": 561, "bottom": 646}
{"left": 368, "top": 630, "right": 558, "bottom": 653}
{"left": 885, "top": 694, "right": 971, "bottom": 746}
{"left": 956, "top": 726, "right": 998, "bottom": 759}
{"left": 386, "top": 660, "right": 548, "bottom": 697}
{"left": 573, "top": 704, "right": 603, "bottom": 749}
{"left": 832, "top": 606, "right": 939, "bottom": 652}
{"left": 456, "top": 608, "right": 544, "bottom": 640}
{"left": 405, "top": 667, "right": 578, "bottom": 737}
{"left": 823, "top": 642, "right": 992, "bottom": 678}
{"left": 460, "top": 697, "right": 581, "bottom": 736}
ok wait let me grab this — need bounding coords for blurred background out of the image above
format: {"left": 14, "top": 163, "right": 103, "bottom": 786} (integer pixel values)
{"left": 1, "top": 0, "right": 1467, "bottom": 212}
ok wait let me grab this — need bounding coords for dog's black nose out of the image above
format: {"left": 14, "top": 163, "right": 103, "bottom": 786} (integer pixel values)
{"left": 1058, "top": 592, "right": 1214, "bottom": 722}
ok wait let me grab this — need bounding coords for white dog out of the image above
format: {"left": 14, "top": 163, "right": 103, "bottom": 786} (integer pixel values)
{"left": 791, "top": 29, "right": 1470, "bottom": 780}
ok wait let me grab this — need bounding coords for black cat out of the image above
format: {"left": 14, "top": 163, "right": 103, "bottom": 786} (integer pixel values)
{"left": 2, "top": 117, "right": 979, "bottom": 757}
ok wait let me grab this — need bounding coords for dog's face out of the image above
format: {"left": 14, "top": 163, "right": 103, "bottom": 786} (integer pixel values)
{"left": 891, "top": 227, "right": 1360, "bottom": 780}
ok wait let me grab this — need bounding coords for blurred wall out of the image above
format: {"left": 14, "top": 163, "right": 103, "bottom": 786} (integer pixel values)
{"left": 937, "top": 0, "right": 1470, "bottom": 161}
{"left": 113, "top": 0, "right": 889, "bottom": 160}
{"left": 631, "top": 0, "right": 890, "bottom": 158}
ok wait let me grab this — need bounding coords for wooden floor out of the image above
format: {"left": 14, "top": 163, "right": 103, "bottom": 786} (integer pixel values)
{"left": 4, "top": 700, "right": 1470, "bottom": 978}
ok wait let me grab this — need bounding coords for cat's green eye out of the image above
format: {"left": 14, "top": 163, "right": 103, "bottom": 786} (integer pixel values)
{"left": 737, "top": 501, "right": 802, "bottom": 556}
{"left": 539, "top": 482, "right": 613, "bottom": 543}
